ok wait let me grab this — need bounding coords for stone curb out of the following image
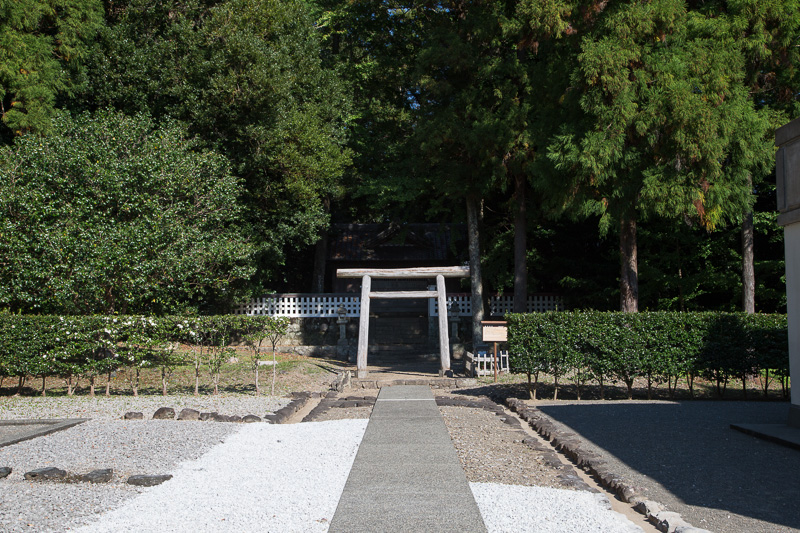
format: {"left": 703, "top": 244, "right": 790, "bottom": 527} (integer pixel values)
{"left": 500, "top": 396, "right": 711, "bottom": 533}
{"left": 122, "top": 401, "right": 303, "bottom": 424}
{"left": 127, "top": 474, "right": 173, "bottom": 487}
{"left": 5, "top": 466, "right": 175, "bottom": 487}
{"left": 0, "top": 419, "right": 88, "bottom": 449}
{"left": 263, "top": 392, "right": 322, "bottom": 424}
{"left": 302, "top": 391, "right": 357, "bottom": 422}
{"left": 348, "top": 378, "right": 478, "bottom": 390}
{"left": 14, "top": 467, "right": 114, "bottom": 484}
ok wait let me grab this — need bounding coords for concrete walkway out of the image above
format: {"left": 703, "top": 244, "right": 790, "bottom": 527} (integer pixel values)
{"left": 329, "top": 385, "right": 487, "bottom": 533}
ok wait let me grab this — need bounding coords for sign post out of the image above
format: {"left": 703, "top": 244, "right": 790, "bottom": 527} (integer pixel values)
{"left": 481, "top": 321, "right": 507, "bottom": 383}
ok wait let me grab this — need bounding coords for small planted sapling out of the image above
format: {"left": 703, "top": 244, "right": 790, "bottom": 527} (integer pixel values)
{"left": 267, "top": 317, "right": 289, "bottom": 396}
{"left": 243, "top": 316, "right": 272, "bottom": 395}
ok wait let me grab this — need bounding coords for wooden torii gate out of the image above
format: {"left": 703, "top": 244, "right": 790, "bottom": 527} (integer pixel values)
{"left": 336, "top": 266, "right": 470, "bottom": 378}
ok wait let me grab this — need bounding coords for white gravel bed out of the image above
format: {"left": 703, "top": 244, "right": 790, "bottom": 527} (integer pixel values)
{"left": 471, "top": 482, "right": 642, "bottom": 533}
{"left": 46, "top": 418, "right": 643, "bottom": 533}
{"left": 0, "top": 419, "right": 245, "bottom": 532}
{"left": 0, "top": 394, "right": 289, "bottom": 420}
{"left": 76, "top": 419, "right": 369, "bottom": 533}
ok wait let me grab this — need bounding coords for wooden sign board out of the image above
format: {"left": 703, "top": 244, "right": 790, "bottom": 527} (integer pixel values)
{"left": 481, "top": 322, "right": 507, "bottom": 343}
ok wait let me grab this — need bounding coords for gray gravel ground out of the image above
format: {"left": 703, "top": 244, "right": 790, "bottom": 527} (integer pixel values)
{"left": 0, "top": 420, "right": 242, "bottom": 532}
{"left": 0, "top": 395, "right": 290, "bottom": 532}
{"left": 0, "top": 394, "right": 289, "bottom": 420}
{"left": 531, "top": 399, "right": 800, "bottom": 533}
{"left": 441, "top": 405, "right": 568, "bottom": 488}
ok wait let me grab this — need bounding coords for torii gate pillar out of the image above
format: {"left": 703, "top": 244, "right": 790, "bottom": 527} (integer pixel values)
{"left": 337, "top": 267, "right": 470, "bottom": 378}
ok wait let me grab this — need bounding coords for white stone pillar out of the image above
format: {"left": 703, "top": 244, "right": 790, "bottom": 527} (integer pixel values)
{"left": 776, "top": 119, "right": 800, "bottom": 426}
{"left": 436, "top": 275, "right": 451, "bottom": 376}
{"left": 356, "top": 275, "right": 371, "bottom": 379}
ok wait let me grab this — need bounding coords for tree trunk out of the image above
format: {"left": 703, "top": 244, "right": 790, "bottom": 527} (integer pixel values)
{"left": 106, "top": 369, "right": 112, "bottom": 396}
{"left": 311, "top": 198, "right": 330, "bottom": 293}
{"left": 466, "top": 195, "right": 485, "bottom": 344}
{"left": 271, "top": 342, "right": 278, "bottom": 396}
{"left": 89, "top": 375, "right": 95, "bottom": 397}
{"left": 513, "top": 174, "right": 527, "bottom": 314}
{"left": 41, "top": 376, "right": 46, "bottom": 397}
{"left": 619, "top": 216, "right": 639, "bottom": 312}
{"left": 15, "top": 375, "right": 25, "bottom": 396}
{"left": 194, "top": 360, "right": 200, "bottom": 396}
{"left": 132, "top": 368, "right": 139, "bottom": 397}
{"left": 742, "top": 211, "right": 755, "bottom": 314}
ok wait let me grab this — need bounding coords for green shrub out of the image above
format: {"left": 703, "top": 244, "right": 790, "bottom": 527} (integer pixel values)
{"left": 507, "top": 311, "right": 788, "bottom": 400}
{"left": 0, "top": 314, "right": 289, "bottom": 395}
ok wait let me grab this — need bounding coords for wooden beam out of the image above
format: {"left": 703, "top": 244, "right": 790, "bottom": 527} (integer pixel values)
{"left": 368, "top": 291, "right": 439, "bottom": 299}
{"left": 357, "top": 275, "right": 371, "bottom": 378}
{"left": 337, "top": 266, "right": 469, "bottom": 279}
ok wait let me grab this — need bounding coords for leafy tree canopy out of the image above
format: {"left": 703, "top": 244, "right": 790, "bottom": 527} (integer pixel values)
{"left": 76, "top": 0, "right": 351, "bottom": 289}
{"left": 0, "top": 110, "right": 255, "bottom": 315}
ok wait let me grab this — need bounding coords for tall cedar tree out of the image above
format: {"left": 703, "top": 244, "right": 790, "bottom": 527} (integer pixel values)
{"left": 0, "top": 0, "right": 103, "bottom": 141}
{"left": 548, "top": 0, "right": 773, "bottom": 311}
{"left": 720, "top": 0, "right": 800, "bottom": 312}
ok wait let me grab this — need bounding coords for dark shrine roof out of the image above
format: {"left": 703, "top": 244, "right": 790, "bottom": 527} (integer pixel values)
{"left": 328, "top": 223, "right": 463, "bottom": 262}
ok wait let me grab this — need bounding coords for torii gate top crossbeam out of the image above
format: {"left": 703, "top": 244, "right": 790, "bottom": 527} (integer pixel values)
{"left": 336, "top": 266, "right": 469, "bottom": 279}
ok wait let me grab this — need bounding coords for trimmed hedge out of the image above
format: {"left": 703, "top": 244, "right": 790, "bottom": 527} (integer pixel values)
{"left": 506, "top": 311, "right": 789, "bottom": 400}
{"left": 0, "top": 314, "right": 288, "bottom": 395}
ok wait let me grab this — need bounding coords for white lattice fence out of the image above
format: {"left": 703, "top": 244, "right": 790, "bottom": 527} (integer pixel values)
{"left": 429, "top": 293, "right": 562, "bottom": 317}
{"left": 236, "top": 293, "right": 561, "bottom": 318}
{"left": 234, "top": 294, "right": 360, "bottom": 317}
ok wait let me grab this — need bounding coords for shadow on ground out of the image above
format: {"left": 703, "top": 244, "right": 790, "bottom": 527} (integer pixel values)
{"left": 517, "top": 401, "right": 798, "bottom": 530}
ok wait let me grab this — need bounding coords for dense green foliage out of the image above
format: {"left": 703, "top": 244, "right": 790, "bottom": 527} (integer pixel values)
{"left": 75, "top": 0, "right": 351, "bottom": 290}
{"left": 0, "top": 313, "right": 288, "bottom": 394}
{"left": 507, "top": 311, "right": 789, "bottom": 399}
{"left": 1, "top": 0, "right": 799, "bottom": 314}
{"left": 314, "top": 0, "right": 797, "bottom": 312}
{"left": 0, "top": 0, "right": 103, "bottom": 139}
{"left": 0, "top": 110, "right": 254, "bottom": 314}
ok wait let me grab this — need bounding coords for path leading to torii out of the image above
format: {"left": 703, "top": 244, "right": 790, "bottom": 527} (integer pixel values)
{"left": 328, "top": 385, "right": 487, "bottom": 532}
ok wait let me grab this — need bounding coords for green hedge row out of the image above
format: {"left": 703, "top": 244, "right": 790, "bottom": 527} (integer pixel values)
{"left": 506, "top": 312, "right": 789, "bottom": 400}
{"left": 0, "top": 314, "right": 289, "bottom": 396}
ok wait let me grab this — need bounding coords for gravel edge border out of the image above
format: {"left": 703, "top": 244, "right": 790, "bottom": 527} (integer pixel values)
{"left": 499, "top": 395, "right": 711, "bottom": 533}
{"left": 0, "top": 418, "right": 88, "bottom": 448}
{"left": 263, "top": 392, "right": 323, "bottom": 424}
